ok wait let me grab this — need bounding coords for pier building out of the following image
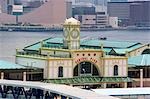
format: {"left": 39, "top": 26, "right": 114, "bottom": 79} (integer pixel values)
{"left": 0, "top": 60, "right": 43, "bottom": 81}
{"left": 15, "top": 18, "right": 133, "bottom": 88}
{"left": 0, "top": 18, "right": 148, "bottom": 88}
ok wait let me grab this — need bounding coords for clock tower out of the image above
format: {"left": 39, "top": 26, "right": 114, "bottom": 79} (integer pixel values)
{"left": 63, "top": 18, "right": 80, "bottom": 49}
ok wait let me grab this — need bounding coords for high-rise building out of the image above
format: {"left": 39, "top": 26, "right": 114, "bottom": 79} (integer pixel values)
{"left": 130, "top": 1, "right": 150, "bottom": 26}
{"left": 71, "top": 0, "right": 107, "bottom": 12}
{"left": 66, "top": 1, "right": 72, "bottom": 18}
{"left": 108, "top": 2, "right": 131, "bottom": 26}
{"left": 0, "top": 0, "right": 2, "bottom": 13}
{"left": 72, "top": 6, "right": 95, "bottom": 16}
{"left": 0, "top": 0, "right": 67, "bottom": 26}
{"left": 0, "top": 0, "right": 14, "bottom": 14}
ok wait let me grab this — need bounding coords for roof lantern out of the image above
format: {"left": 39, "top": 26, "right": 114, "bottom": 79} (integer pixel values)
{"left": 64, "top": 17, "right": 80, "bottom": 25}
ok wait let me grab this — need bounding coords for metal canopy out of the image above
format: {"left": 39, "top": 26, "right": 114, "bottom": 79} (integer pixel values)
{"left": 0, "top": 60, "right": 26, "bottom": 69}
{"left": 44, "top": 76, "right": 132, "bottom": 84}
{"left": 128, "top": 54, "right": 150, "bottom": 66}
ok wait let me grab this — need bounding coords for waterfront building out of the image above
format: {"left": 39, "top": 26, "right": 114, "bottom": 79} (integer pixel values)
{"left": 66, "top": 1, "right": 72, "bottom": 18}
{"left": 108, "top": 1, "right": 150, "bottom": 27}
{"left": 0, "top": 0, "right": 67, "bottom": 26}
{"left": 96, "top": 12, "right": 109, "bottom": 28}
{"left": 0, "top": 0, "right": 14, "bottom": 14}
{"left": 74, "top": 14, "right": 96, "bottom": 28}
{"left": 72, "top": 6, "right": 96, "bottom": 17}
{"left": 107, "top": 2, "right": 130, "bottom": 27}
{"left": 109, "top": 43, "right": 150, "bottom": 87}
{"left": 73, "top": 0, "right": 107, "bottom": 7}
{"left": 128, "top": 54, "right": 150, "bottom": 87}
{"left": 0, "top": 4, "right": 1, "bottom": 13}
{"left": 72, "top": 0, "right": 107, "bottom": 13}
{"left": 109, "top": 17, "right": 118, "bottom": 28}
{"left": 19, "top": 0, "right": 66, "bottom": 26}
{"left": 15, "top": 18, "right": 135, "bottom": 88}
{"left": 130, "top": 1, "right": 150, "bottom": 27}
{"left": 0, "top": 60, "right": 43, "bottom": 81}
{"left": 22, "top": 1, "right": 43, "bottom": 14}
{"left": 75, "top": 12, "right": 115, "bottom": 28}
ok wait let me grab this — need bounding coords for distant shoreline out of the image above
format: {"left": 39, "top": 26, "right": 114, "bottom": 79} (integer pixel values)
{"left": 0, "top": 25, "right": 150, "bottom": 32}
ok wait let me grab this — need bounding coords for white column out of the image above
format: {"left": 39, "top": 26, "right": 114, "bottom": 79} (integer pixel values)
{"left": 1, "top": 72, "right": 4, "bottom": 79}
{"left": 23, "top": 72, "right": 27, "bottom": 81}
{"left": 103, "top": 83, "right": 107, "bottom": 88}
{"left": 140, "top": 69, "right": 143, "bottom": 87}
{"left": 124, "top": 82, "right": 127, "bottom": 88}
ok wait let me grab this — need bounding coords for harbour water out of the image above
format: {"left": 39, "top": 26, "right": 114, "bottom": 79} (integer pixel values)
{"left": 0, "top": 30, "right": 150, "bottom": 62}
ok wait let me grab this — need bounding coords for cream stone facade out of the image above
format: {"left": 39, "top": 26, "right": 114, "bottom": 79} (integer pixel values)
{"left": 15, "top": 18, "right": 133, "bottom": 88}
{"left": 128, "top": 44, "right": 150, "bottom": 57}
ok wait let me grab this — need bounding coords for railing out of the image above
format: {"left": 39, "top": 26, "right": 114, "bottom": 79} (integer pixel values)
{"left": 16, "top": 51, "right": 47, "bottom": 59}
{"left": 105, "top": 55, "right": 127, "bottom": 58}
{"left": 16, "top": 51, "right": 71, "bottom": 58}
{"left": 42, "top": 44, "right": 62, "bottom": 49}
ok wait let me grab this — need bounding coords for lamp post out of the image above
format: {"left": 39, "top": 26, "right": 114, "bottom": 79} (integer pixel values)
{"left": 82, "top": 68, "right": 86, "bottom": 76}
{"left": 30, "top": 62, "right": 36, "bottom": 81}
{"left": 26, "top": 62, "right": 36, "bottom": 81}
{"left": 82, "top": 68, "right": 85, "bottom": 74}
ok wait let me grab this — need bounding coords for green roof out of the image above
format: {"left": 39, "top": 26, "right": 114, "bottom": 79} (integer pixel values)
{"left": 81, "top": 39, "right": 140, "bottom": 48}
{"left": 112, "top": 44, "right": 142, "bottom": 54}
{"left": 23, "top": 37, "right": 142, "bottom": 53}
{"left": 0, "top": 60, "right": 25, "bottom": 69}
{"left": 46, "top": 37, "right": 63, "bottom": 44}
{"left": 103, "top": 48, "right": 112, "bottom": 53}
{"left": 128, "top": 54, "right": 150, "bottom": 67}
{"left": 43, "top": 76, "right": 132, "bottom": 84}
{"left": 24, "top": 37, "right": 63, "bottom": 51}
{"left": 24, "top": 42, "right": 41, "bottom": 51}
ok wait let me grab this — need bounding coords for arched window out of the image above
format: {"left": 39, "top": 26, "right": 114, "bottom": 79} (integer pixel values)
{"left": 58, "top": 66, "right": 63, "bottom": 77}
{"left": 114, "top": 65, "right": 118, "bottom": 76}
{"left": 80, "top": 62, "right": 91, "bottom": 74}
{"left": 73, "top": 61, "right": 99, "bottom": 77}
{"left": 73, "top": 65, "right": 78, "bottom": 76}
{"left": 142, "top": 49, "right": 150, "bottom": 54}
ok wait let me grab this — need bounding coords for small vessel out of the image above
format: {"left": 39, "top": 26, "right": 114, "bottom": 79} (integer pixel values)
{"left": 98, "top": 37, "right": 107, "bottom": 40}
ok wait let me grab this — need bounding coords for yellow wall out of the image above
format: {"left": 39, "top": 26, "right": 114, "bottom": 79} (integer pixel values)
{"left": 128, "top": 44, "right": 150, "bottom": 57}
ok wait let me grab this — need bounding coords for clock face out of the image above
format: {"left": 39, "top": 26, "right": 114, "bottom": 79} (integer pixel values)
{"left": 71, "top": 30, "right": 79, "bottom": 38}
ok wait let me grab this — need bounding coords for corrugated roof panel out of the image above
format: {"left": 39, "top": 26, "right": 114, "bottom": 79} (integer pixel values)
{"left": 103, "top": 48, "right": 112, "bottom": 53}
{"left": 24, "top": 38, "right": 63, "bottom": 51}
{"left": 25, "top": 42, "right": 41, "bottom": 51}
{"left": 81, "top": 39, "right": 139, "bottom": 48}
{"left": 113, "top": 44, "right": 142, "bottom": 54}
{"left": 128, "top": 54, "right": 150, "bottom": 66}
{"left": 23, "top": 37, "right": 142, "bottom": 51}
{"left": 46, "top": 37, "right": 63, "bottom": 44}
{"left": 0, "top": 60, "right": 25, "bottom": 69}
